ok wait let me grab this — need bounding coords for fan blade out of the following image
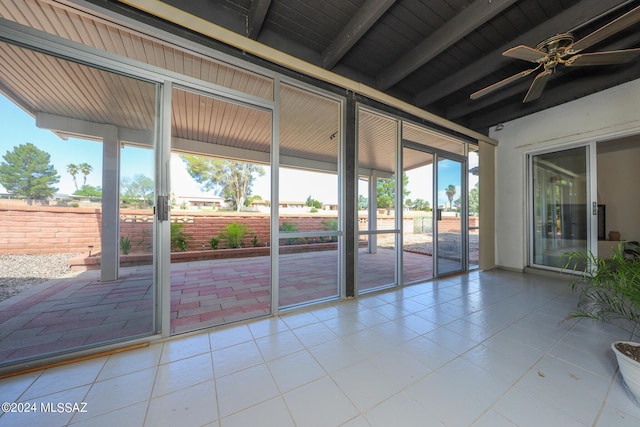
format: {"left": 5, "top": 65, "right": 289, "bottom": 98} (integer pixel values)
{"left": 470, "top": 68, "right": 539, "bottom": 100}
{"left": 565, "top": 48, "right": 640, "bottom": 66}
{"left": 503, "top": 45, "right": 547, "bottom": 62}
{"left": 523, "top": 69, "right": 552, "bottom": 103}
{"left": 569, "top": 5, "right": 640, "bottom": 54}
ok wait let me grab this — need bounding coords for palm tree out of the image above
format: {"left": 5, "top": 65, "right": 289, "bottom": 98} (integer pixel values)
{"left": 445, "top": 184, "right": 457, "bottom": 210}
{"left": 66, "top": 163, "right": 79, "bottom": 191}
{"left": 78, "top": 162, "right": 93, "bottom": 186}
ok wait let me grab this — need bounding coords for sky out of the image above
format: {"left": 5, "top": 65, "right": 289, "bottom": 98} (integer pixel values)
{"left": 0, "top": 94, "right": 477, "bottom": 206}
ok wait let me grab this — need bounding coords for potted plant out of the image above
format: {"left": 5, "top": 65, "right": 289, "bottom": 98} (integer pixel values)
{"left": 564, "top": 243, "right": 640, "bottom": 401}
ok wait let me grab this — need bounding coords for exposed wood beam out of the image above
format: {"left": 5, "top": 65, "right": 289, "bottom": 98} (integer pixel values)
{"left": 376, "top": 0, "right": 517, "bottom": 91}
{"left": 415, "top": 0, "right": 631, "bottom": 106}
{"left": 119, "top": 0, "right": 497, "bottom": 145}
{"left": 247, "top": 0, "right": 271, "bottom": 40}
{"left": 321, "top": 0, "right": 395, "bottom": 69}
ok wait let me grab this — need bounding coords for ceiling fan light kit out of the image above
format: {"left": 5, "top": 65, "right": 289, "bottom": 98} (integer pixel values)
{"left": 471, "top": 5, "right": 640, "bottom": 103}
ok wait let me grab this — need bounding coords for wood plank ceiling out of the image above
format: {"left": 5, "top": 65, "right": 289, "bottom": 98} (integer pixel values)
{"left": 136, "top": 0, "right": 640, "bottom": 135}
{"left": 0, "top": 0, "right": 466, "bottom": 174}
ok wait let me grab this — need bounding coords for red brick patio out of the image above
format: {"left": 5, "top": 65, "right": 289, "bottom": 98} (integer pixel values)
{"left": 0, "top": 248, "right": 440, "bottom": 367}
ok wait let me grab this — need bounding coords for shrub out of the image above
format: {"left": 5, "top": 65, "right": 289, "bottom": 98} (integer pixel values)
{"left": 171, "top": 223, "right": 189, "bottom": 252}
{"left": 120, "top": 236, "right": 132, "bottom": 255}
{"left": 209, "top": 236, "right": 219, "bottom": 250}
{"left": 279, "top": 221, "right": 298, "bottom": 245}
{"left": 279, "top": 221, "right": 298, "bottom": 232}
{"left": 321, "top": 218, "right": 338, "bottom": 242}
{"left": 219, "top": 222, "right": 250, "bottom": 248}
{"left": 252, "top": 235, "right": 259, "bottom": 247}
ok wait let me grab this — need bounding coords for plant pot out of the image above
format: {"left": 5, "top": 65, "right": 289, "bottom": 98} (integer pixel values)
{"left": 612, "top": 341, "right": 640, "bottom": 401}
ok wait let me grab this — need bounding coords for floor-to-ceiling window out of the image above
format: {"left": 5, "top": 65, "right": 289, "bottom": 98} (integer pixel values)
{"left": 0, "top": 41, "right": 158, "bottom": 367}
{"left": 357, "top": 107, "right": 399, "bottom": 292}
{"left": 278, "top": 83, "right": 342, "bottom": 308}
{"left": 169, "top": 87, "right": 273, "bottom": 333}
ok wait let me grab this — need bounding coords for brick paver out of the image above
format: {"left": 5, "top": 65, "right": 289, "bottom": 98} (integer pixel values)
{"left": 0, "top": 249, "right": 439, "bottom": 366}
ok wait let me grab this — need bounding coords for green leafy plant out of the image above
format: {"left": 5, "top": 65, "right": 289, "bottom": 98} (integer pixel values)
{"left": 321, "top": 218, "right": 338, "bottom": 242}
{"left": 252, "top": 235, "right": 259, "bottom": 247}
{"left": 209, "top": 236, "right": 219, "bottom": 250}
{"left": 219, "top": 222, "right": 250, "bottom": 248}
{"left": 120, "top": 236, "right": 132, "bottom": 255}
{"left": 564, "top": 244, "right": 640, "bottom": 337}
{"left": 279, "top": 221, "right": 298, "bottom": 245}
{"left": 279, "top": 221, "right": 298, "bottom": 232}
{"left": 171, "top": 223, "right": 189, "bottom": 252}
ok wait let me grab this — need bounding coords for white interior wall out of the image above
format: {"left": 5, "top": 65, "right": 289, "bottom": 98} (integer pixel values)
{"left": 490, "top": 78, "right": 640, "bottom": 271}
{"left": 597, "top": 142, "right": 640, "bottom": 242}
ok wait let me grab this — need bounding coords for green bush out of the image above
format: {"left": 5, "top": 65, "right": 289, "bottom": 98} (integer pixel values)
{"left": 209, "top": 236, "right": 219, "bottom": 250}
{"left": 252, "top": 235, "right": 259, "bottom": 247}
{"left": 120, "top": 236, "right": 132, "bottom": 255}
{"left": 321, "top": 218, "right": 338, "bottom": 242}
{"left": 219, "top": 222, "right": 250, "bottom": 248}
{"left": 279, "top": 221, "right": 298, "bottom": 232}
{"left": 279, "top": 221, "right": 298, "bottom": 245}
{"left": 171, "top": 223, "right": 189, "bottom": 252}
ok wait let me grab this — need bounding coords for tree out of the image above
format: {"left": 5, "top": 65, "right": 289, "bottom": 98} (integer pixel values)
{"left": 357, "top": 195, "right": 368, "bottom": 211}
{"left": 376, "top": 173, "right": 409, "bottom": 214}
{"left": 0, "top": 143, "right": 59, "bottom": 205}
{"left": 445, "top": 184, "right": 457, "bottom": 210}
{"left": 469, "top": 182, "right": 479, "bottom": 214}
{"left": 74, "top": 185, "right": 102, "bottom": 198}
{"left": 181, "top": 156, "right": 265, "bottom": 212}
{"left": 411, "top": 198, "right": 430, "bottom": 211}
{"left": 121, "top": 174, "right": 154, "bottom": 207}
{"left": 305, "top": 195, "right": 322, "bottom": 209}
{"left": 78, "top": 162, "right": 93, "bottom": 186}
{"left": 66, "top": 163, "right": 79, "bottom": 191}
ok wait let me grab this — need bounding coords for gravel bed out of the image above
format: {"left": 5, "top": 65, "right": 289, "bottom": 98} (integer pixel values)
{"left": 0, "top": 253, "right": 81, "bottom": 302}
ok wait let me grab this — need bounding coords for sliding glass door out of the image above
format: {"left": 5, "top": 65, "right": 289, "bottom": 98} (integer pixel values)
{"left": 402, "top": 146, "right": 434, "bottom": 283}
{"left": 437, "top": 156, "right": 465, "bottom": 275}
{"left": 530, "top": 145, "right": 594, "bottom": 270}
{"left": 169, "top": 87, "right": 272, "bottom": 334}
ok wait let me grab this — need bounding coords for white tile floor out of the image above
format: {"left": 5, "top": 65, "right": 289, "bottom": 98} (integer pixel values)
{"left": 2, "top": 269, "right": 640, "bottom": 426}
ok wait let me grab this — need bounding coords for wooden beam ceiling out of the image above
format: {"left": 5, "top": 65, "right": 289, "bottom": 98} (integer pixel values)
{"left": 321, "top": 0, "right": 395, "bottom": 69}
{"left": 247, "top": 0, "right": 271, "bottom": 40}
{"left": 375, "top": 0, "right": 517, "bottom": 91}
{"left": 415, "top": 0, "right": 631, "bottom": 107}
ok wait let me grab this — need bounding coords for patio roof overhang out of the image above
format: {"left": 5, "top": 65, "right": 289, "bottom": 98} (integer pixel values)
{"left": 0, "top": 1, "right": 476, "bottom": 177}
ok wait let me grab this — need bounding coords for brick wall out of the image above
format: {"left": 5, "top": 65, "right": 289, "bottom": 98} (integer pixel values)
{"left": 1, "top": 203, "right": 477, "bottom": 255}
{"left": 0, "top": 203, "right": 340, "bottom": 255}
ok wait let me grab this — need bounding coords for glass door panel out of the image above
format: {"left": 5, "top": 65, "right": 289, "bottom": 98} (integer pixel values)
{"left": 531, "top": 147, "right": 589, "bottom": 269}
{"left": 437, "top": 157, "right": 464, "bottom": 275}
{"left": 0, "top": 44, "right": 157, "bottom": 367}
{"left": 402, "top": 146, "right": 434, "bottom": 283}
{"left": 356, "top": 107, "right": 399, "bottom": 293}
{"left": 169, "top": 87, "right": 272, "bottom": 334}
{"left": 468, "top": 149, "right": 479, "bottom": 270}
{"left": 278, "top": 84, "right": 341, "bottom": 308}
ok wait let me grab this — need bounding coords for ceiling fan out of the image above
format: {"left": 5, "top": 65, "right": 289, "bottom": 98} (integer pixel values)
{"left": 470, "top": 4, "right": 640, "bottom": 103}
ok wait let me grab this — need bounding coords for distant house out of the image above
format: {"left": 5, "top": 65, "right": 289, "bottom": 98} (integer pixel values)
{"left": 173, "top": 195, "right": 226, "bottom": 210}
